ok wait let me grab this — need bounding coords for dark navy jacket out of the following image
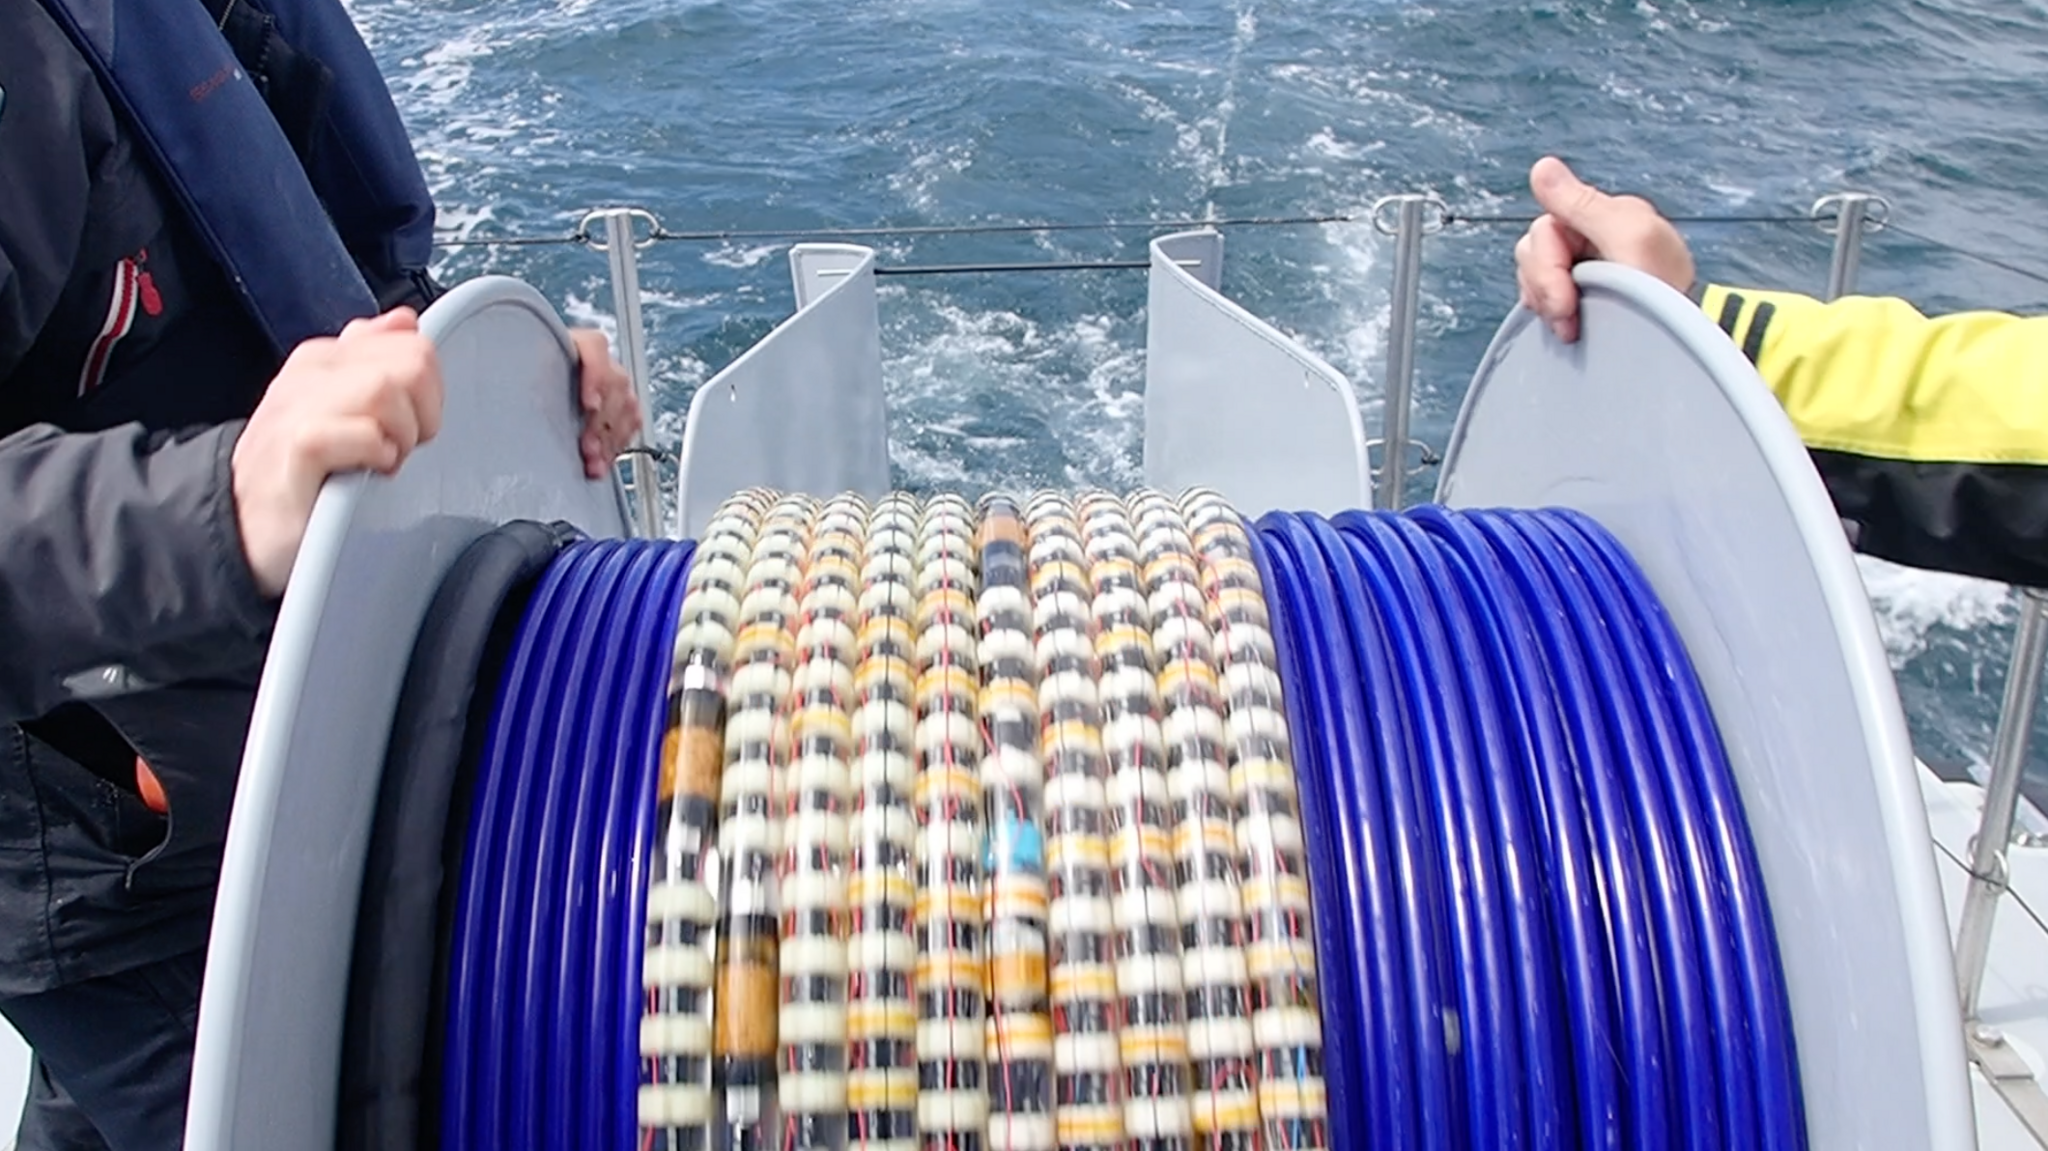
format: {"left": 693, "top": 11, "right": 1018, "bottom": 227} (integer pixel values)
{"left": 0, "top": 0, "right": 434, "bottom": 994}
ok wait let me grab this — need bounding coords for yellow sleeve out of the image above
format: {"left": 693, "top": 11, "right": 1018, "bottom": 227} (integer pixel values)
{"left": 1698, "top": 285, "right": 2048, "bottom": 464}
{"left": 1698, "top": 284, "right": 2048, "bottom": 585}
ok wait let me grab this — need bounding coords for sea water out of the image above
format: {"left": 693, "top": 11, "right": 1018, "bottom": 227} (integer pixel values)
{"left": 352, "top": 0, "right": 2048, "bottom": 783}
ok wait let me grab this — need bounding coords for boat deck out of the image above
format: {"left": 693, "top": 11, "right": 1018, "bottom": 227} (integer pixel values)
{"left": 1923, "top": 767, "right": 2048, "bottom": 1147}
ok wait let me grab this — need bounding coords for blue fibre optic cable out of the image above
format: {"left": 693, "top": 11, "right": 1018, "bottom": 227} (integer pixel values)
{"left": 444, "top": 543, "right": 596, "bottom": 1150}
{"left": 500, "top": 542, "right": 636, "bottom": 1151}
{"left": 1531, "top": 511, "right": 1756, "bottom": 1150}
{"left": 544, "top": 542, "right": 663, "bottom": 1151}
{"left": 1376, "top": 510, "right": 1540, "bottom": 1148}
{"left": 1546, "top": 510, "right": 1805, "bottom": 1149}
{"left": 1404, "top": 505, "right": 1572, "bottom": 1150}
{"left": 1322, "top": 513, "right": 1492, "bottom": 1151}
{"left": 1294, "top": 511, "right": 1456, "bottom": 1146}
{"left": 1508, "top": 514, "right": 1721, "bottom": 1151}
{"left": 1468, "top": 511, "right": 1675, "bottom": 1151}
{"left": 591, "top": 541, "right": 694, "bottom": 1148}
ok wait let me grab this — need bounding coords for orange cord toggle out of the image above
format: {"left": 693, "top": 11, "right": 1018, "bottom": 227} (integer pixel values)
{"left": 136, "top": 757, "right": 168, "bottom": 815}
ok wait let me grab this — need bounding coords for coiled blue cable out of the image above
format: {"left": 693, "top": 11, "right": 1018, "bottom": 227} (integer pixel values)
{"left": 1497, "top": 512, "right": 1717, "bottom": 1150}
{"left": 442, "top": 538, "right": 700, "bottom": 1151}
{"left": 593, "top": 541, "right": 693, "bottom": 1148}
{"left": 1343, "top": 511, "right": 1526, "bottom": 1149}
{"left": 498, "top": 542, "right": 636, "bottom": 1150}
{"left": 1546, "top": 509, "right": 1805, "bottom": 1148}
{"left": 1252, "top": 507, "right": 1803, "bottom": 1151}
{"left": 1527, "top": 510, "right": 1752, "bottom": 1149}
{"left": 1464, "top": 513, "right": 1677, "bottom": 1151}
{"left": 544, "top": 542, "right": 662, "bottom": 1151}
{"left": 1301, "top": 515, "right": 1460, "bottom": 1147}
{"left": 444, "top": 541, "right": 602, "bottom": 1151}
{"left": 1404, "top": 507, "right": 1571, "bottom": 1149}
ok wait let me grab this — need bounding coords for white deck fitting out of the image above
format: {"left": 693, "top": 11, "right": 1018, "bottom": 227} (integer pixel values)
{"left": 1143, "top": 229, "right": 1370, "bottom": 515}
{"left": 1922, "top": 768, "right": 2048, "bottom": 1147}
{"left": 1438, "top": 262, "right": 1973, "bottom": 1149}
{"left": 673, "top": 244, "right": 889, "bottom": 539}
{"left": 184, "top": 278, "right": 630, "bottom": 1151}
{"left": 669, "top": 232, "right": 1374, "bottom": 532}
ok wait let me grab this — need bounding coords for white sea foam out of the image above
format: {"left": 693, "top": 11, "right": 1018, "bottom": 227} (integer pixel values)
{"left": 702, "top": 244, "right": 784, "bottom": 271}
{"left": 885, "top": 142, "right": 977, "bottom": 216}
{"left": 878, "top": 291, "right": 1144, "bottom": 495}
{"left": 1857, "top": 555, "right": 2014, "bottom": 669}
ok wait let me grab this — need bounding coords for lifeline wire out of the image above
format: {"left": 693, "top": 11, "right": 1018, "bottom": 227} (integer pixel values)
{"left": 428, "top": 209, "right": 1827, "bottom": 249}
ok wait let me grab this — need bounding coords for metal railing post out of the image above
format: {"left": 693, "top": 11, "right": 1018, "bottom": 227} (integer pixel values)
{"left": 1811, "top": 192, "right": 1888, "bottom": 301}
{"left": 1372, "top": 194, "right": 1441, "bottom": 510}
{"left": 1957, "top": 589, "right": 2048, "bottom": 1016}
{"left": 590, "top": 207, "right": 666, "bottom": 539}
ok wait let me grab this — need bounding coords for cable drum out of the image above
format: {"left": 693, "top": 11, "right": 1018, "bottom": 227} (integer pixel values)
{"left": 420, "top": 489, "right": 1800, "bottom": 1151}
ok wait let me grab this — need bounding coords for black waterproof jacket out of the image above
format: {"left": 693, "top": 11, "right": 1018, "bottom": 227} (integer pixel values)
{"left": 0, "top": 0, "right": 372, "bottom": 993}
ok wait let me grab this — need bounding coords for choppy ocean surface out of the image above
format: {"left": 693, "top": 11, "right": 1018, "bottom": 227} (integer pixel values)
{"left": 345, "top": 0, "right": 2048, "bottom": 781}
